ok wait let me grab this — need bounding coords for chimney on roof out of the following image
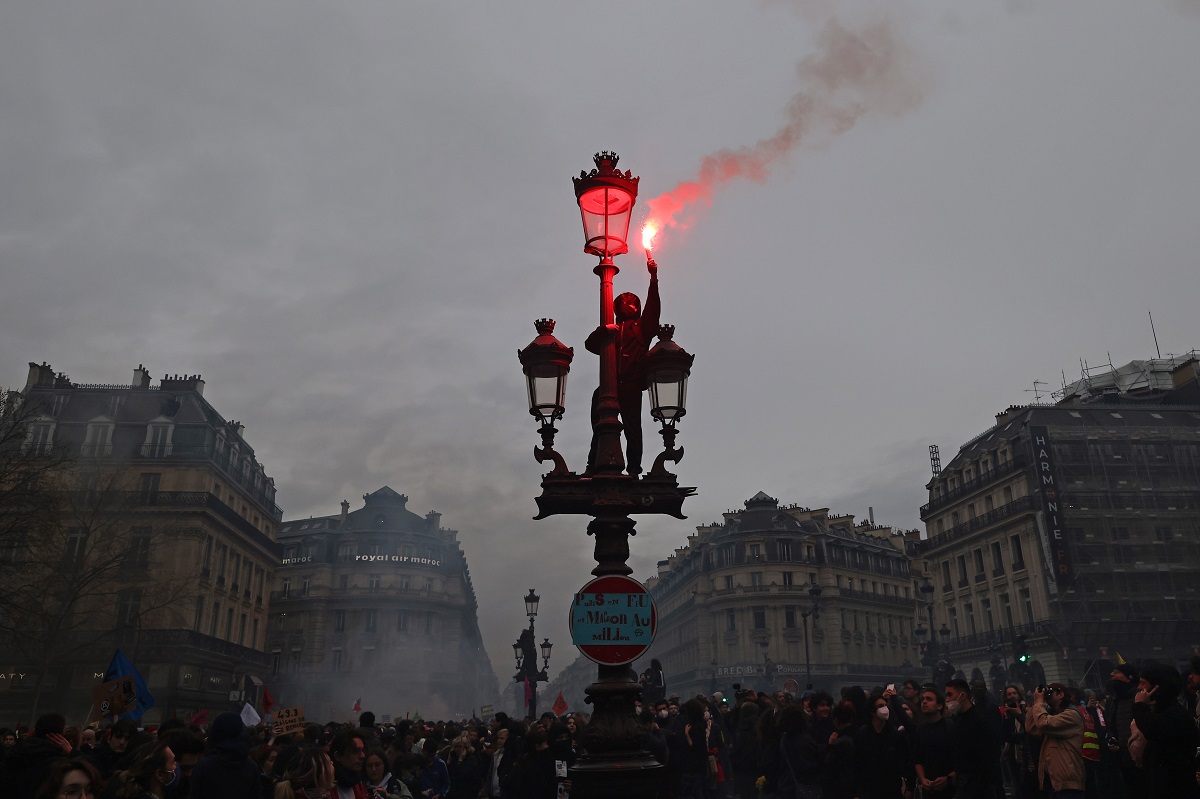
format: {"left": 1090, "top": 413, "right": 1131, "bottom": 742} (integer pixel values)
{"left": 340, "top": 499, "right": 350, "bottom": 526}
{"left": 160, "top": 373, "right": 205, "bottom": 396}
{"left": 133, "top": 364, "right": 151, "bottom": 389}
{"left": 426, "top": 510, "right": 442, "bottom": 531}
{"left": 25, "top": 362, "right": 55, "bottom": 391}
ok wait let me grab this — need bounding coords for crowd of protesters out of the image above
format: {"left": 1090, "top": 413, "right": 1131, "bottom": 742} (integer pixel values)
{"left": 645, "top": 656, "right": 1200, "bottom": 799}
{"left": 1, "top": 656, "right": 1197, "bottom": 799}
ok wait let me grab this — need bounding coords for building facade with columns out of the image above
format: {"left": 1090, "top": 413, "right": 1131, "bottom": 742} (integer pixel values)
{"left": 911, "top": 355, "right": 1200, "bottom": 692}
{"left": 266, "top": 488, "right": 497, "bottom": 721}
{"left": 643, "top": 492, "right": 921, "bottom": 699}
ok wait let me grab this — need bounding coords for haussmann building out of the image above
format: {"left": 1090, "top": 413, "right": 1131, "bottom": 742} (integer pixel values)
{"left": 266, "top": 487, "right": 497, "bottom": 721}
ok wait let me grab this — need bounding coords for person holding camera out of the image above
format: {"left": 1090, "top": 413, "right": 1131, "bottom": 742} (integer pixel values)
{"left": 1026, "top": 683, "right": 1085, "bottom": 799}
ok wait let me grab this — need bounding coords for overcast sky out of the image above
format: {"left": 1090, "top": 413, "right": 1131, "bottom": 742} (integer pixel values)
{"left": 3, "top": 1, "right": 1198, "bottom": 691}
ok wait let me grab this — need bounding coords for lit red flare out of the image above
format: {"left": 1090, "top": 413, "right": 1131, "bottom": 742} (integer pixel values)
{"left": 641, "top": 221, "right": 658, "bottom": 258}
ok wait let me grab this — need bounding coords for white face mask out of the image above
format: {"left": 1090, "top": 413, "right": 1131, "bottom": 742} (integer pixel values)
{"left": 876, "top": 707, "right": 890, "bottom": 721}
{"left": 657, "top": 710, "right": 668, "bottom": 719}
{"left": 946, "top": 700, "right": 961, "bottom": 715}
{"left": 703, "top": 711, "right": 711, "bottom": 721}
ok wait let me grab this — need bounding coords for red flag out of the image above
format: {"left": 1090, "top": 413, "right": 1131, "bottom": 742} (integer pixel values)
{"left": 523, "top": 677, "right": 532, "bottom": 711}
{"left": 552, "top": 691, "right": 569, "bottom": 716}
{"left": 187, "top": 709, "right": 209, "bottom": 726}
{"left": 262, "top": 687, "right": 276, "bottom": 714}
{"left": 352, "top": 697, "right": 362, "bottom": 713}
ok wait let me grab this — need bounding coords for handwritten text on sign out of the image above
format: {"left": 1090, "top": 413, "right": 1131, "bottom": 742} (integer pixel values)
{"left": 570, "top": 592, "right": 653, "bottom": 646}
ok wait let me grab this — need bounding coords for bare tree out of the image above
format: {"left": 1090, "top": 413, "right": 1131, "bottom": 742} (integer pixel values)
{"left": 0, "top": 392, "right": 200, "bottom": 719}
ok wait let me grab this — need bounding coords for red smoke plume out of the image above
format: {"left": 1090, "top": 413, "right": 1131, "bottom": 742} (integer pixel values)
{"left": 642, "top": 19, "right": 925, "bottom": 249}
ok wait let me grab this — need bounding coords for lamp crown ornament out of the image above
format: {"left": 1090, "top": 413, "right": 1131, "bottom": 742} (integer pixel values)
{"left": 534, "top": 318, "right": 557, "bottom": 336}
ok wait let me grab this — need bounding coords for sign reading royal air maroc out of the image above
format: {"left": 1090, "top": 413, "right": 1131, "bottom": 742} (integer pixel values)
{"left": 570, "top": 575, "right": 656, "bottom": 666}
{"left": 1029, "top": 426, "right": 1073, "bottom": 585}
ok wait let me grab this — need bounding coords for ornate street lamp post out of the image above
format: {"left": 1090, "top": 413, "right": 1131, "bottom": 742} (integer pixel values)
{"left": 513, "top": 589, "right": 550, "bottom": 718}
{"left": 801, "top": 584, "right": 822, "bottom": 686}
{"left": 518, "top": 152, "right": 696, "bottom": 799}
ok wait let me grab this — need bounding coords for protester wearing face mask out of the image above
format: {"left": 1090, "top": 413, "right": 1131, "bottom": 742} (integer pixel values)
{"left": 850, "top": 691, "right": 908, "bottom": 799}
{"left": 109, "top": 741, "right": 177, "bottom": 799}
{"left": 945, "top": 678, "right": 1002, "bottom": 799}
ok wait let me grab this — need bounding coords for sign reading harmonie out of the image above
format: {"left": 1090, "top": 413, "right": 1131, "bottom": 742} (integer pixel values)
{"left": 1029, "top": 425, "right": 1073, "bottom": 585}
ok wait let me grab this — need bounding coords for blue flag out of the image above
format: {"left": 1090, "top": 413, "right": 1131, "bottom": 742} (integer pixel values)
{"left": 105, "top": 649, "right": 155, "bottom": 721}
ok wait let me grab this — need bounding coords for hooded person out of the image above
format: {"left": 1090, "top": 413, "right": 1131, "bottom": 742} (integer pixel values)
{"left": 0, "top": 713, "right": 72, "bottom": 799}
{"left": 188, "top": 712, "right": 262, "bottom": 799}
{"left": 1131, "top": 663, "right": 1200, "bottom": 799}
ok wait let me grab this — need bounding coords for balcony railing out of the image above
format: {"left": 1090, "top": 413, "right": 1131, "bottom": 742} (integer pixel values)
{"left": 921, "top": 455, "right": 1028, "bottom": 517}
{"left": 915, "top": 496, "right": 1037, "bottom": 553}
{"left": 836, "top": 587, "right": 917, "bottom": 608}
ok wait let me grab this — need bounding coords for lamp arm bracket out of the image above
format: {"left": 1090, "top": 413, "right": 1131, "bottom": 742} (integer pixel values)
{"left": 534, "top": 444, "right": 572, "bottom": 477}
{"left": 648, "top": 424, "right": 683, "bottom": 479}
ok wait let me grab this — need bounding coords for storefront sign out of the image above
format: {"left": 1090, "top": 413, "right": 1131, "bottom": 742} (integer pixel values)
{"left": 355, "top": 555, "right": 441, "bottom": 566}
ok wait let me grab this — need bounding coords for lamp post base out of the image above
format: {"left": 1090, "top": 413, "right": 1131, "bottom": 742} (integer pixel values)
{"left": 571, "top": 666, "right": 664, "bottom": 799}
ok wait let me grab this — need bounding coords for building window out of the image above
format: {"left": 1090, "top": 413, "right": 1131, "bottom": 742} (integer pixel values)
{"left": 338, "top": 543, "right": 354, "bottom": 562}
{"left": 750, "top": 572, "right": 763, "bottom": 588}
{"left": 225, "top": 608, "right": 234, "bottom": 640}
{"left": 301, "top": 577, "right": 310, "bottom": 597}
{"left": 216, "top": 544, "right": 227, "bottom": 585}
{"left": 752, "top": 606, "right": 766, "bottom": 629}
{"left": 126, "top": 527, "right": 151, "bottom": 567}
{"left": 973, "top": 549, "right": 985, "bottom": 578}
{"left": 424, "top": 612, "right": 435, "bottom": 634}
{"left": 365, "top": 610, "right": 378, "bottom": 634}
{"left": 193, "top": 597, "right": 204, "bottom": 632}
{"left": 64, "top": 527, "right": 88, "bottom": 568}
{"left": 785, "top": 607, "right": 797, "bottom": 628}
{"left": 238, "top": 614, "right": 247, "bottom": 646}
{"left": 1112, "top": 526, "right": 1130, "bottom": 541}
{"left": 1020, "top": 588, "right": 1034, "bottom": 625}
{"left": 115, "top": 589, "right": 141, "bottom": 628}
{"left": 724, "top": 575, "right": 734, "bottom": 590}
{"left": 779, "top": 541, "right": 792, "bottom": 561}
{"left": 402, "top": 544, "right": 414, "bottom": 558}
{"left": 425, "top": 577, "right": 434, "bottom": 591}
{"left": 142, "top": 422, "right": 174, "bottom": 457}
{"left": 1001, "top": 593, "right": 1014, "bottom": 628}
{"left": 338, "top": 574, "right": 349, "bottom": 590}
{"left": 749, "top": 543, "right": 762, "bottom": 561}
{"left": 397, "top": 611, "right": 409, "bottom": 632}
{"left": 251, "top": 619, "right": 259, "bottom": 649}
{"left": 1011, "top": 535, "right": 1026, "bottom": 570}
{"left": 271, "top": 652, "right": 280, "bottom": 677}
{"left": 398, "top": 575, "right": 411, "bottom": 590}
{"left": 1004, "top": 486, "right": 1013, "bottom": 503}
{"left": 368, "top": 575, "right": 381, "bottom": 592}
{"left": 782, "top": 572, "right": 794, "bottom": 587}
{"left": 334, "top": 611, "right": 346, "bottom": 632}
{"left": 991, "top": 542, "right": 1004, "bottom": 575}
{"left": 982, "top": 598, "right": 994, "bottom": 631}
{"left": 942, "top": 562, "right": 952, "bottom": 592}
{"left": 366, "top": 543, "right": 382, "bottom": 556}
{"left": 25, "top": 421, "right": 55, "bottom": 455}
{"left": 957, "top": 556, "right": 968, "bottom": 586}
{"left": 726, "top": 610, "right": 736, "bottom": 632}
{"left": 1155, "top": 526, "right": 1174, "bottom": 542}
{"left": 332, "top": 649, "right": 343, "bottom": 672}
{"left": 210, "top": 603, "right": 220, "bottom": 637}
{"left": 82, "top": 420, "right": 115, "bottom": 457}
{"left": 281, "top": 578, "right": 290, "bottom": 599}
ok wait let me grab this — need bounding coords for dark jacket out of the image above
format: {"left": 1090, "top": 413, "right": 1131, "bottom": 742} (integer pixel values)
{"left": 950, "top": 704, "right": 1002, "bottom": 798}
{"left": 0, "top": 736, "right": 66, "bottom": 799}
{"left": 503, "top": 749, "right": 557, "bottom": 799}
{"left": 446, "top": 749, "right": 485, "bottom": 799}
{"left": 854, "top": 722, "right": 908, "bottom": 799}
{"left": 1132, "top": 700, "right": 1200, "bottom": 799}
{"left": 190, "top": 747, "right": 267, "bottom": 799}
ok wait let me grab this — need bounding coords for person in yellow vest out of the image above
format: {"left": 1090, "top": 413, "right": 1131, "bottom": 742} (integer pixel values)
{"left": 1026, "top": 683, "right": 1086, "bottom": 799}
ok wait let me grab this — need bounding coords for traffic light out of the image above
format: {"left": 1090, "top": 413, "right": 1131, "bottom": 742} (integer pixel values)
{"left": 1015, "top": 635, "right": 1031, "bottom": 663}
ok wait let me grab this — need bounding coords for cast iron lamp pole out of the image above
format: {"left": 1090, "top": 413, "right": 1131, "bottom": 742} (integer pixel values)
{"left": 513, "top": 589, "right": 551, "bottom": 718}
{"left": 801, "top": 584, "right": 822, "bottom": 686}
{"left": 517, "top": 152, "right": 696, "bottom": 799}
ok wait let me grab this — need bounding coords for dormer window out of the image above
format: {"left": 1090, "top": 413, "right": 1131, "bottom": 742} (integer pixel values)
{"left": 82, "top": 418, "right": 115, "bottom": 457}
{"left": 142, "top": 417, "right": 174, "bottom": 458}
{"left": 24, "top": 418, "right": 56, "bottom": 455}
